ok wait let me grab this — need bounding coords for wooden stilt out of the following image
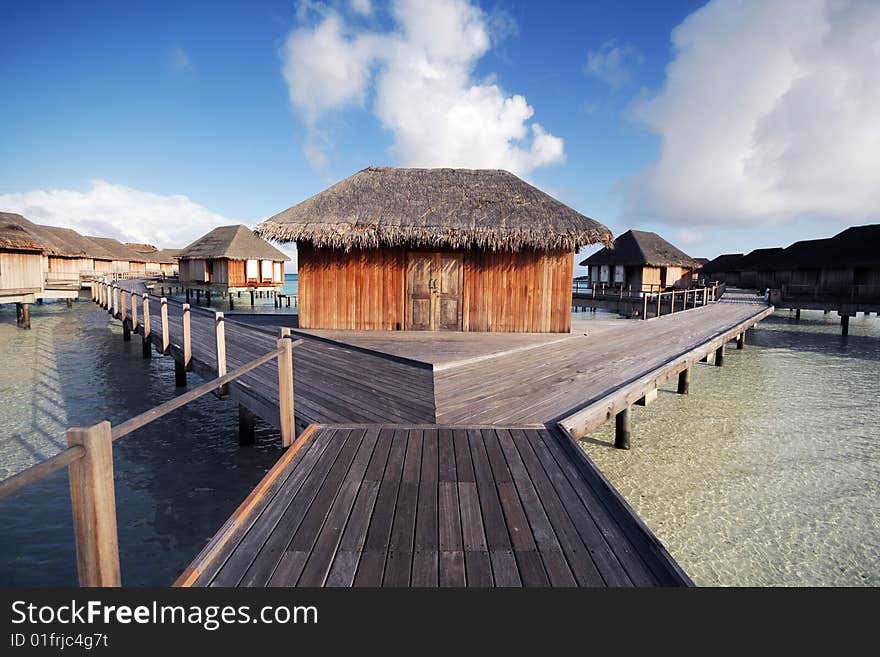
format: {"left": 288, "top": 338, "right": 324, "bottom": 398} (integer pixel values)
{"left": 21, "top": 303, "right": 30, "bottom": 329}
{"left": 737, "top": 332, "right": 745, "bottom": 349}
{"left": 206, "top": 291, "right": 211, "bottom": 307}
{"left": 715, "top": 344, "right": 725, "bottom": 366}
{"left": 239, "top": 405, "right": 256, "bottom": 445}
{"left": 614, "top": 406, "right": 632, "bottom": 450}
{"left": 677, "top": 368, "right": 690, "bottom": 394}
{"left": 841, "top": 314, "right": 850, "bottom": 336}
{"left": 67, "top": 421, "right": 120, "bottom": 587}
{"left": 250, "top": 290, "right": 255, "bottom": 306}
{"left": 795, "top": 308, "right": 801, "bottom": 321}
{"left": 66, "top": 297, "right": 73, "bottom": 308}
{"left": 229, "top": 295, "right": 234, "bottom": 310}
{"left": 174, "top": 359, "right": 187, "bottom": 387}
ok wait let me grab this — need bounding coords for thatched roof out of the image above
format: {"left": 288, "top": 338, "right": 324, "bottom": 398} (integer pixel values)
{"left": 580, "top": 229, "right": 697, "bottom": 267}
{"left": 85, "top": 236, "right": 148, "bottom": 262}
{"left": 700, "top": 253, "right": 745, "bottom": 274}
{"left": 768, "top": 225, "right": 880, "bottom": 271}
{"left": 179, "top": 225, "right": 288, "bottom": 261}
{"left": 151, "top": 248, "right": 182, "bottom": 264}
{"left": 1, "top": 213, "right": 94, "bottom": 257}
{"left": 0, "top": 213, "right": 45, "bottom": 252}
{"left": 739, "top": 247, "right": 784, "bottom": 271}
{"left": 256, "top": 167, "right": 612, "bottom": 252}
{"left": 125, "top": 242, "right": 158, "bottom": 253}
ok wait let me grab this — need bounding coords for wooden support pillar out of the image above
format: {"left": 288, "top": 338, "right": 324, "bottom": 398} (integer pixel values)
{"left": 19, "top": 303, "right": 31, "bottom": 329}
{"left": 185, "top": 289, "right": 190, "bottom": 303}
{"left": 160, "top": 297, "right": 169, "bottom": 354}
{"left": 206, "top": 290, "right": 211, "bottom": 307}
{"left": 841, "top": 314, "right": 850, "bottom": 336}
{"left": 656, "top": 292, "right": 661, "bottom": 318}
{"left": 737, "top": 332, "right": 745, "bottom": 349}
{"left": 823, "top": 309, "right": 829, "bottom": 315}
{"left": 215, "top": 312, "right": 227, "bottom": 397}
{"left": 642, "top": 294, "right": 648, "bottom": 320}
{"left": 677, "top": 368, "right": 690, "bottom": 395}
{"left": 182, "top": 303, "right": 191, "bottom": 371}
{"left": 614, "top": 406, "right": 632, "bottom": 450}
{"left": 635, "top": 388, "right": 658, "bottom": 406}
{"left": 67, "top": 421, "right": 120, "bottom": 587}
{"left": 142, "top": 294, "right": 152, "bottom": 359}
{"left": 250, "top": 290, "right": 255, "bottom": 306}
{"left": 66, "top": 297, "right": 73, "bottom": 308}
{"left": 795, "top": 308, "right": 801, "bottom": 321}
{"left": 229, "top": 295, "right": 234, "bottom": 310}
{"left": 277, "top": 336, "right": 295, "bottom": 447}
{"left": 196, "top": 289, "right": 201, "bottom": 304}
{"left": 174, "top": 359, "right": 187, "bottom": 387}
{"left": 238, "top": 405, "right": 256, "bottom": 446}
{"left": 715, "top": 343, "right": 725, "bottom": 366}
{"left": 274, "top": 294, "right": 279, "bottom": 308}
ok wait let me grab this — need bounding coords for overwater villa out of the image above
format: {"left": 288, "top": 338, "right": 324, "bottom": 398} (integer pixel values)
{"left": 126, "top": 243, "right": 181, "bottom": 275}
{"left": 0, "top": 215, "right": 45, "bottom": 320}
{"left": 256, "top": 166, "right": 612, "bottom": 332}
{"left": 580, "top": 229, "right": 698, "bottom": 292}
{"left": 177, "top": 224, "right": 288, "bottom": 299}
{"left": 85, "top": 236, "right": 150, "bottom": 274}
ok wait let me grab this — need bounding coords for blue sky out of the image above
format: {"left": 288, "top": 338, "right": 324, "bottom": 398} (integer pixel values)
{"left": 2, "top": 0, "right": 878, "bottom": 273}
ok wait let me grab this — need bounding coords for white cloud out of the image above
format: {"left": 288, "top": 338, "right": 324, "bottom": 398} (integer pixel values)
{"left": 165, "top": 45, "right": 194, "bottom": 74}
{"left": 0, "top": 180, "right": 236, "bottom": 249}
{"left": 350, "top": 0, "right": 372, "bottom": 15}
{"left": 625, "top": 0, "right": 880, "bottom": 227}
{"left": 584, "top": 39, "right": 644, "bottom": 90}
{"left": 281, "top": 0, "right": 565, "bottom": 175}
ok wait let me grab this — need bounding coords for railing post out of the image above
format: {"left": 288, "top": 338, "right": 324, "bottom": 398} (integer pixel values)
{"left": 215, "top": 312, "right": 227, "bottom": 396}
{"left": 160, "top": 297, "right": 169, "bottom": 354}
{"left": 277, "top": 337, "right": 295, "bottom": 448}
{"left": 642, "top": 293, "right": 648, "bottom": 320}
{"left": 66, "top": 421, "right": 121, "bottom": 587}
{"left": 671, "top": 291, "right": 676, "bottom": 313}
{"left": 109, "top": 285, "right": 116, "bottom": 316}
{"left": 182, "top": 304, "right": 191, "bottom": 369}
{"left": 142, "top": 294, "right": 152, "bottom": 359}
{"left": 130, "top": 291, "right": 137, "bottom": 332}
{"left": 656, "top": 292, "right": 661, "bottom": 317}
{"left": 703, "top": 287, "right": 708, "bottom": 306}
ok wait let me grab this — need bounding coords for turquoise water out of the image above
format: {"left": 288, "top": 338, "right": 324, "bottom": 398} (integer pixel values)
{"left": 580, "top": 309, "right": 880, "bottom": 586}
{"left": 0, "top": 297, "right": 877, "bottom": 586}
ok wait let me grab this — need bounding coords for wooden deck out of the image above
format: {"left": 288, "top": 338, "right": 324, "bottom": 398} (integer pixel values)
{"left": 176, "top": 424, "right": 691, "bottom": 587}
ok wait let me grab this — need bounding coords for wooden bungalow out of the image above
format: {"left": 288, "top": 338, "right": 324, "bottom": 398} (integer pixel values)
{"left": 0, "top": 214, "right": 45, "bottom": 303}
{"left": 580, "top": 230, "right": 698, "bottom": 292}
{"left": 177, "top": 225, "right": 287, "bottom": 296}
{"left": 770, "top": 224, "right": 880, "bottom": 291}
{"left": 4, "top": 214, "right": 96, "bottom": 282}
{"left": 255, "top": 167, "right": 612, "bottom": 333}
{"left": 85, "top": 236, "right": 149, "bottom": 273}
{"left": 125, "top": 243, "right": 181, "bottom": 275}
{"left": 737, "top": 248, "right": 785, "bottom": 289}
{"left": 699, "top": 253, "right": 745, "bottom": 285}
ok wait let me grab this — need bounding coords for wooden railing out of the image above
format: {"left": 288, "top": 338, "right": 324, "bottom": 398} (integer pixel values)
{"left": 0, "top": 285, "right": 301, "bottom": 587}
{"left": 571, "top": 280, "right": 720, "bottom": 318}
{"left": 640, "top": 285, "right": 717, "bottom": 319}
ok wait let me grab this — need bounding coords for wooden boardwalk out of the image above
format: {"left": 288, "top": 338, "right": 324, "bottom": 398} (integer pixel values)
{"left": 176, "top": 424, "right": 691, "bottom": 587}
{"left": 109, "top": 281, "right": 772, "bottom": 436}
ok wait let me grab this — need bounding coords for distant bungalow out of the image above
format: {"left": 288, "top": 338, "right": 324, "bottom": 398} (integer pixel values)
{"left": 125, "top": 243, "right": 180, "bottom": 275}
{"left": 256, "top": 167, "right": 612, "bottom": 332}
{"left": 0, "top": 214, "right": 45, "bottom": 310}
{"left": 699, "top": 224, "right": 880, "bottom": 293}
{"left": 177, "top": 225, "right": 288, "bottom": 298}
{"left": 580, "top": 229, "right": 698, "bottom": 292}
{"left": 85, "top": 237, "right": 150, "bottom": 274}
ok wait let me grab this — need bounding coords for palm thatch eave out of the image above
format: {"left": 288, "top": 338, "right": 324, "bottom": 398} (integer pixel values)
{"left": 255, "top": 167, "right": 613, "bottom": 252}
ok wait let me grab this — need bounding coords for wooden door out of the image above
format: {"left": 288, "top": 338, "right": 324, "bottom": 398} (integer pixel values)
{"left": 406, "top": 253, "right": 463, "bottom": 330}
